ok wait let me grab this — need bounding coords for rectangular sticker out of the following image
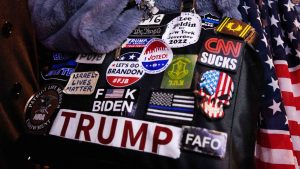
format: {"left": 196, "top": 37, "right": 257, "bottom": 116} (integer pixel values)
{"left": 91, "top": 88, "right": 139, "bottom": 117}
{"left": 63, "top": 71, "right": 99, "bottom": 95}
{"left": 121, "top": 38, "right": 152, "bottom": 48}
{"left": 131, "top": 25, "right": 165, "bottom": 37}
{"left": 76, "top": 54, "right": 106, "bottom": 64}
{"left": 50, "top": 109, "right": 182, "bottom": 159}
{"left": 181, "top": 126, "right": 227, "bottom": 158}
{"left": 139, "top": 14, "right": 165, "bottom": 25}
{"left": 198, "top": 34, "right": 245, "bottom": 72}
{"left": 145, "top": 91, "right": 195, "bottom": 124}
{"left": 160, "top": 54, "right": 197, "bottom": 89}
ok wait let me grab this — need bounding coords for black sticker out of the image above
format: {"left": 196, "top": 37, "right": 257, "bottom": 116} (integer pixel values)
{"left": 198, "top": 34, "right": 245, "bottom": 72}
{"left": 145, "top": 90, "right": 195, "bottom": 124}
{"left": 91, "top": 88, "right": 140, "bottom": 117}
{"left": 41, "top": 58, "right": 77, "bottom": 81}
{"left": 25, "top": 84, "right": 63, "bottom": 134}
{"left": 128, "top": 13, "right": 178, "bottom": 38}
{"left": 131, "top": 25, "right": 165, "bottom": 37}
{"left": 181, "top": 126, "right": 227, "bottom": 158}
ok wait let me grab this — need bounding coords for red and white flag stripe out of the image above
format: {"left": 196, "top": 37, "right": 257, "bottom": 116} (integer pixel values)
{"left": 274, "top": 60, "right": 300, "bottom": 168}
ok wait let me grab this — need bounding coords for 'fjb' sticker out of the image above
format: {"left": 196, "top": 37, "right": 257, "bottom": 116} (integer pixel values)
{"left": 106, "top": 52, "right": 145, "bottom": 87}
{"left": 139, "top": 38, "right": 173, "bottom": 74}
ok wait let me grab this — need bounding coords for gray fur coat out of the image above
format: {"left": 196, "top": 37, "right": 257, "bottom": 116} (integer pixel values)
{"left": 28, "top": 0, "right": 241, "bottom": 54}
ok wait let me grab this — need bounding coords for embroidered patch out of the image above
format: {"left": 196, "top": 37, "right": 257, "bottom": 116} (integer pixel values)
{"left": 49, "top": 109, "right": 182, "bottom": 159}
{"left": 76, "top": 54, "right": 106, "bottom": 64}
{"left": 216, "top": 17, "right": 258, "bottom": 46}
{"left": 181, "top": 126, "right": 227, "bottom": 158}
{"left": 63, "top": 71, "right": 99, "bottom": 95}
{"left": 160, "top": 55, "right": 197, "bottom": 89}
{"left": 201, "top": 13, "right": 220, "bottom": 30}
{"left": 198, "top": 35, "right": 244, "bottom": 72}
{"left": 122, "top": 38, "right": 152, "bottom": 48}
{"left": 162, "top": 12, "right": 201, "bottom": 48}
{"left": 216, "top": 17, "right": 254, "bottom": 39}
{"left": 194, "top": 70, "right": 234, "bottom": 119}
{"left": 91, "top": 88, "right": 139, "bottom": 117}
{"left": 139, "top": 38, "right": 173, "bottom": 74}
{"left": 25, "top": 84, "right": 63, "bottom": 133}
{"left": 106, "top": 52, "right": 145, "bottom": 87}
{"left": 145, "top": 91, "right": 195, "bottom": 124}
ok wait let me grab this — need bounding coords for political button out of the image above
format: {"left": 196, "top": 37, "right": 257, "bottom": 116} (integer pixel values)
{"left": 162, "top": 12, "right": 201, "bottom": 48}
{"left": 106, "top": 52, "right": 145, "bottom": 87}
{"left": 25, "top": 84, "right": 63, "bottom": 134}
{"left": 139, "top": 38, "right": 173, "bottom": 74}
{"left": 181, "top": 126, "right": 228, "bottom": 158}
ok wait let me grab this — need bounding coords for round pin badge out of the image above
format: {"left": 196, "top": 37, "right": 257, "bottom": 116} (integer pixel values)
{"left": 139, "top": 38, "right": 173, "bottom": 74}
{"left": 106, "top": 52, "right": 145, "bottom": 87}
{"left": 25, "top": 84, "right": 63, "bottom": 132}
{"left": 162, "top": 12, "right": 202, "bottom": 48}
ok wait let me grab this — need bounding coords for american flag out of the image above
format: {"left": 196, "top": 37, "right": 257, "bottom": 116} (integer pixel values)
{"left": 146, "top": 91, "right": 195, "bottom": 124}
{"left": 104, "top": 89, "right": 125, "bottom": 99}
{"left": 239, "top": 0, "right": 300, "bottom": 168}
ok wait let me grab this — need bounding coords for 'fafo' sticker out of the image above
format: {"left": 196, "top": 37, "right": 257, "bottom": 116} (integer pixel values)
{"left": 181, "top": 126, "right": 227, "bottom": 158}
{"left": 162, "top": 12, "right": 201, "bottom": 48}
{"left": 25, "top": 84, "right": 63, "bottom": 133}
{"left": 106, "top": 52, "right": 145, "bottom": 87}
{"left": 139, "top": 38, "right": 173, "bottom": 74}
{"left": 63, "top": 71, "right": 99, "bottom": 95}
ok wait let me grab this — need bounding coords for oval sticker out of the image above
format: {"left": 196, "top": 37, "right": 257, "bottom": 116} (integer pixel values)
{"left": 162, "top": 12, "right": 201, "bottom": 48}
{"left": 139, "top": 38, "right": 173, "bottom": 74}
{"left": 106, "top": 52, "right": 145, "bottom": 87}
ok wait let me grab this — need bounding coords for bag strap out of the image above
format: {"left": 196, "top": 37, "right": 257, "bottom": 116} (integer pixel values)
{"left": 181, "top": 0, "right": 196, "bottom": 12}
